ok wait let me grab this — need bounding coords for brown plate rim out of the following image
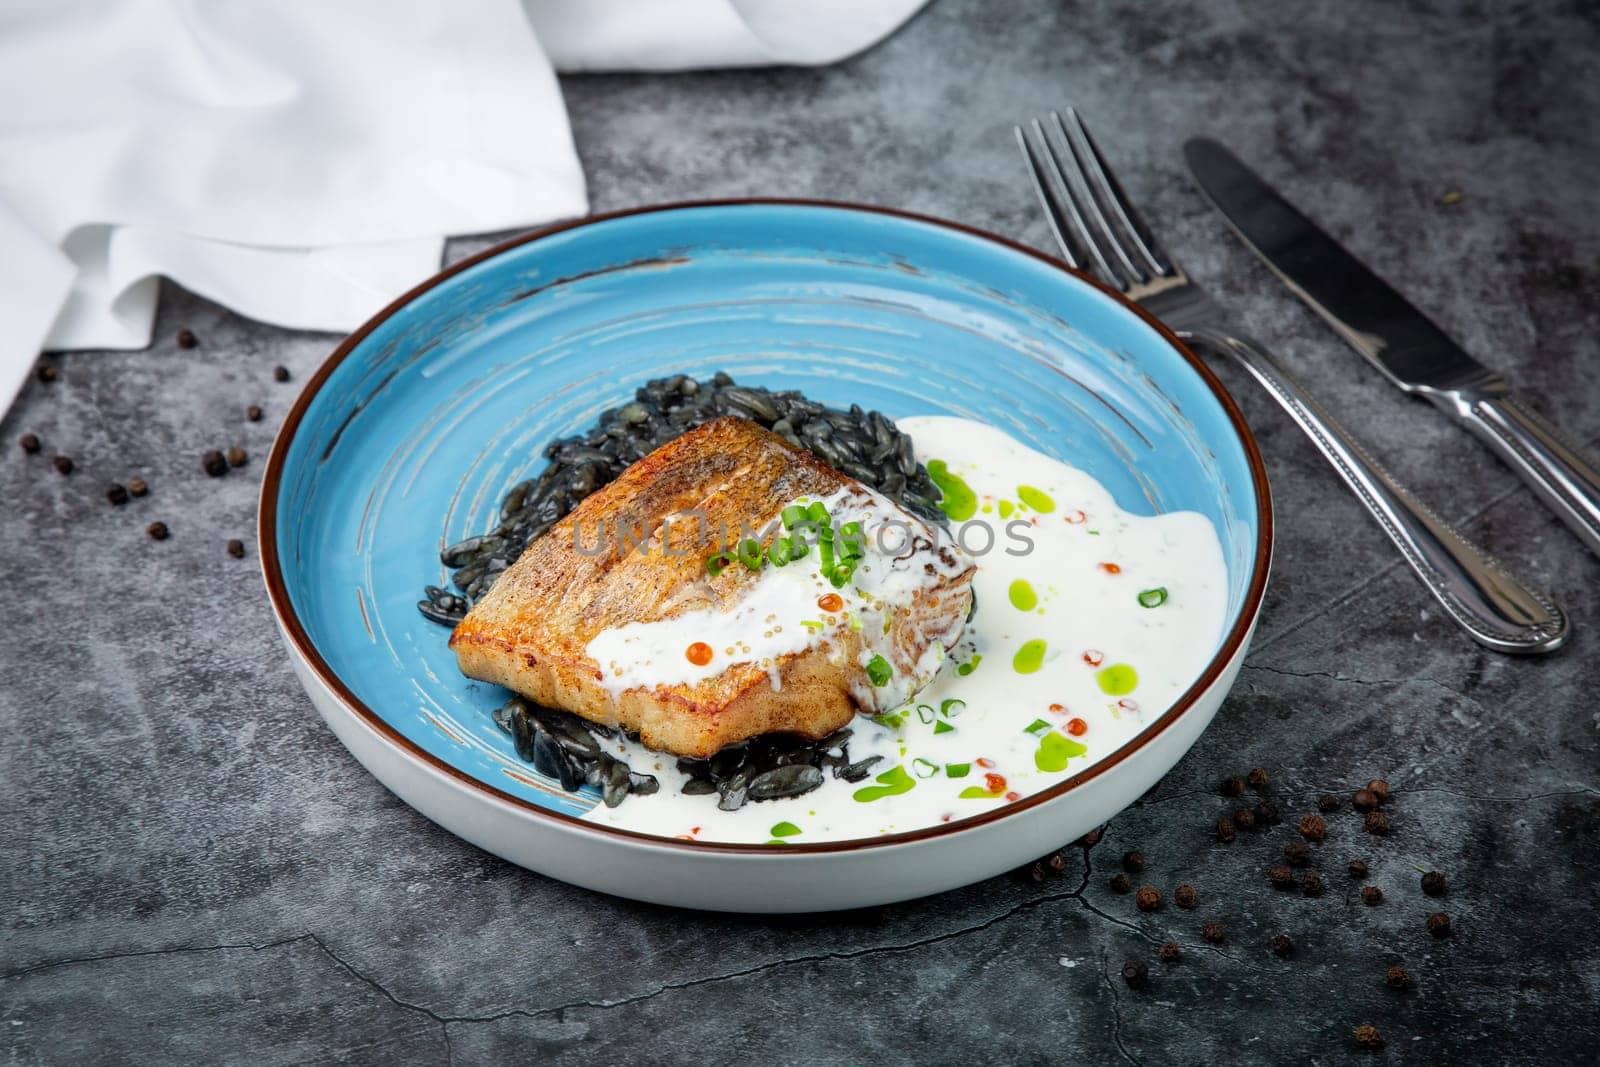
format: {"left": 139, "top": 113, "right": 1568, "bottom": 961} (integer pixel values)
{"left": 257, "top": 197, "right": 1273, "bottom": 857}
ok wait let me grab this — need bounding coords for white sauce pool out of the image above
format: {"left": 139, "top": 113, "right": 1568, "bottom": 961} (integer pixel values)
{"left": 580, "top": 416, "right": 1228, "bottom": 844}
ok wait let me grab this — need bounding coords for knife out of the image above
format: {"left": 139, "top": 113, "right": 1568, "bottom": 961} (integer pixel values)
{"left": 1184, "top": 137, "right": 1600, "bottom": 560}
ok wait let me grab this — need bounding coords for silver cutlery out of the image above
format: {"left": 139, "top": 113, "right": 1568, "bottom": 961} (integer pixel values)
{"left": 1185, "top": 138, "right": 1600, "bottom": 561}
{"left": 1014, "top": 109, "right": 1568, "bottom": 654}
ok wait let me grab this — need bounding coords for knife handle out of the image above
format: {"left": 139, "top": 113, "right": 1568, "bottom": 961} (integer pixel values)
{"left": 1442, "top": 391, "right": 1600, "bottom": 560}
{"left": 1182, "top": 326, "right": 1569, "bottom": 654}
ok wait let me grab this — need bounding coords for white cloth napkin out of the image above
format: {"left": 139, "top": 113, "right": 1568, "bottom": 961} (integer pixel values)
{"left": 0, "top": 0, "right": 926, "bottom": 411}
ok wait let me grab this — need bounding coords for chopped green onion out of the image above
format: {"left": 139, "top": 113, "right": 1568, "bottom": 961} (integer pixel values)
{"left": 829, "top": 559, "right": 855, "bottom": 587}
{"left": 781, "top": 504, "right": 807, "bottom": 529}
{"left": 945, "top": 761, "right": 971, "bottom": 778}
{"left": 865, "top": 654, "right": 893, "bottom": 687}
{"left": 770, "top": 820, "right": 802, "bottom": 838}
{"left": 933, "top": 719, "right": 955, "bottom": 735}
{"left": 767, "top": 538, "right": 793, "bottom": 567}
{"left": 818, "top": 532, "right": 836, "bottom": 575}
{"left": 737, "top": 538, "right": 762, "bottom": 570}
{"left": 838, "top": 520, "right": 864, "bottom": 560}
{"left": 1137, "top": 587, "right": 1169, "bottom": 608}
{"left": 940, "top": 698, "right": 967, "bottom": 718}
{"left": 915, "top": 703, "right": 936, "bottom": 724}
{"left": 1024, "top": 718, "right": 1053, "bottom": 737}
{"left": 911, "top": 757, "right": 940, "bottom": 779}
{"left": 799, "top": 619, "right": 824, "bottom": 631}
{"left": 705, "top": 552, "right": 732, "bottom": 577}
{"left": 806, "top": 501, "right": 829, "bottom": 526}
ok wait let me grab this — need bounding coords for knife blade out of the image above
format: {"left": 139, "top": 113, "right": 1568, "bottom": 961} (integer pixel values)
{"left": 1184, "top": 136, "right": 1600, "bottom": 560}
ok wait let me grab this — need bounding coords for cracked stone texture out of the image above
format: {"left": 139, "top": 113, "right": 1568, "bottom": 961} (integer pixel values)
{"left": 4, "top": 0, "right": 1598, "bottom": 1062}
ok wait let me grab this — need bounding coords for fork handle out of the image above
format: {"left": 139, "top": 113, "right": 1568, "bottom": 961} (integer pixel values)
{"left": 1181, "top": 326, "right": 1569, "bottom": 654}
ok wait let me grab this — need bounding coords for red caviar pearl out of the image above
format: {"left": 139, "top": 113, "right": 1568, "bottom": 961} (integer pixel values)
{"left": 1067, "top": 717, "right": 1088, "bottom": 736}
{"left": 1048, "top": 702, "right": 1066, "bottom": 713}
{"left": 816, "top": 593, "right": 843, "bottom": 613}
{"left": 985, "top": 773, "right": 1007, "bottom": 793}
{"left": 685, "top": 641, "right": 713, "bottom": 666}
{"left": 976, "top": 757, "right": 996, "bottom": 769}
{"left": 1099, "top": 562, "right": 1121, "bottom": 574}
{"left": 1117, "top": 699, "right": 1139, "bottom": 712}
{"left": 1064, "top": 509, "right": 1087, "bottom": 524}
{"left": 1005, "top": 791, "right": 1021, "bottom": 802}
{"left": 1082, "top": 650, "right": 1104, "bottom": 666}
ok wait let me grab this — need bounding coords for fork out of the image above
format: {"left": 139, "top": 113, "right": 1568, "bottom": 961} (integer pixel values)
{"left": 1014, "top": 109, "right": 1568, "bottom": 654}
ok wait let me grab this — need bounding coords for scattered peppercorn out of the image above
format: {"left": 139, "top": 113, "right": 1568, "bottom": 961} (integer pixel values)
{"left": 1270, "top": 933, "right": 1293, "bottom": 958}
{"left": 1385, "top": 964, "right": 1412, "bottom": 990}
{"left": 1254, "top": 799, "right": 1281, "bottom": 826}
{"left": 1216, "top": 816, "right": 1236, "bottom": 844}
{"left": 202, "top": 450, "right": 227, "bottom": 477}
{"left": 127, "top": 477, "right": 148, "bottom": 497}
{"left": 1201, "top": 920, "right": 1225, "bottom": 944}
{"left": 1135, "top": 886, "right": 1162, "bottom": 912}
{"left": 1353, "top": 1024, "right": 1384, "bottom": 1051}
{"left": 1301, "top": 871, "right": 1324, "bottom": 896}
{"left": 1427, "top": 911, "right": 1451, "bottom": 938}
{"left": 246, "top": 404, "right": 263, "bottom": 422}
{"left": 1233, "top": 807, "right": 1257, "bottom": 831}
{"left": 227, "top": 538, "right": 246, "bottom": 559}
{"left": 52, "top": 455, "right": 73, "bottom": 475}
{"left": 1318, "top": 793, "right": 1340, "bottom": 812}
{"left": 1268, "top": 864, "right": 1295, "bottom": 889}
{"left": 1046, "top": 850, "right": 1069, "bottom": 875}
{"left": 105, "top": 484, "right": 129, "bottom": 506}
{"left": 1246, "top": 767, "right": 1269, "bottom": 789}
{"left": 37, "top": 362, "right": 57, "bottom": 383}
{"left": 176, "top": 328, "right": 199, "bottom": 349}
{"left": 1109, "top": 873, "right": 1132, "bottom": 894}
{"left": 1361, "top": 886, "right": 1383, "bottom": 906}
{"left": 1080, "top": 827, "right": 1103, "bottom": 848}
{"left": 226, "top": 445, "right": 248, "bottom": 468}
{"left": 1121, "top": 959, "right": 1148, "bottom": 990}
{"left": 1174, "top": 883, "right": 1197, "bottom": 909}
{"left": 1158, "top": 941, "right": 1181, "bottom": 964}
{"left": 1363, "top": 811, "right": 1390, "bottom": 836}
{"left": 1121, "top": 850, "right": 1145, "bottom": 873}
{"left": 1367, "top": 779, "right": 1391, "bottom": 802}
{"left": 1299, "top": 814, "right": 1326, "bottom": 842}
{"left": 1220, "top": 775, "right": 1245, "bottom": 797}
{"left": 273, "top": 365, "right": 291, "bottom": 382}
{"left": 1349, "top": 859, "right": 1369, "bottom": 880}
{"left": 1284, "top": 841, "right": 1311, "bottom": 867}
{"left": 19, "top": 432, "right": 41, "bottom": 454}
{"left": 1352, "top": 788, "right": 1379, "bottom": 812}
{"left": 146, "top": 521, "right": 169, "bottom": 541}
{"left": 1421, "top": 871, "right": 1447, "bottom": 897}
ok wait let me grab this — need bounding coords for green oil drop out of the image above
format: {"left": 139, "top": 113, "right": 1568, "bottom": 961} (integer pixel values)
{"left": 1017, "top": 485, "right": 1056, "bottom": 513}
{"left": 1035, "top": 732, "right": 1088, "bottom": 772}
{"left": 927, "top": 460, "right": 977, "bottom": 522}
{"left": 1008, "top": 579, "right": 1038, "bottom": 612}
{"left": 1013, "top": 639, "right": 1047, "bottom": 674}
{"left": 853, "top": 764, "right": 916, "bottom": 803}
{"left": 1096, "top": 663, "right": 1139, "bottom": 696}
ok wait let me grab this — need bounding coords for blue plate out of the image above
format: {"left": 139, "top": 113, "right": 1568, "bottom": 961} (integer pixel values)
{"left": 262, "top": 201, "right": 1269, "bottom": 848}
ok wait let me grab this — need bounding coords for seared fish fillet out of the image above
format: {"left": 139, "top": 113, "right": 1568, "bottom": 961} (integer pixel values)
{"left": 451, "top": 416, "right": 974, "bottom": 758}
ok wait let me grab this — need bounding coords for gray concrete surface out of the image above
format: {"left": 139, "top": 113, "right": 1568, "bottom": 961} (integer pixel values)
{"left": 4, "top": 1, "right": 1598, "bottom": 1062}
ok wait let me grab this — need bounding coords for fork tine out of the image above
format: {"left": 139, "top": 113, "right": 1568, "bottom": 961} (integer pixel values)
{"left": 1046, "top": 111, "right": 1147, "bottom": 286}
{"left": 1013, "top": 124, "right": 1083, "bottom": 272}
{"left": 1023, "top": 119, "right": 1121, "bottom": 285}
{"left": 1060, "top": 107, "right": 1170, "bottom": 277}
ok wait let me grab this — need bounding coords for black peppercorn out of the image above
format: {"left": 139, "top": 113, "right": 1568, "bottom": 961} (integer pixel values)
{"left": 176, "top": 328, "right": 199, "bottom": 349}
{"left": 1367, "top": 779, "right": 1391, "bottom": 802}
{"left": 1109, "top": 873, "right": 1132, "bottom": 894}
{"left": 1385, "top": 964, "right": 1412, "bottom": 990}
{"left": 1174, "top": 883, "right": 1197, "bottom": 909}
{"left": 226, "top": 445, "right": 248, "bottom": 468}
{"left": 1299, "top": 814, "right": 1326, "bottom": 842}
{"left": 1268, "top": 864, "right": 1295, "bottom": 889}
{"left": 246, "top": 404, "right": 263, "bottom": 422}
{"left": 1353, "top": 1024, "right": 1384, "bottom": 1051}
{"left": 105, "top": 484, "right": 129, "bottom": 506}
{"left": 1135, "top": 886, "right": 1162, "bottom": 912}
{"left": 1215, "top": 816, "right": 1236, "bottom": 844}
{"left": 273, "top": 364, "right": 291, "bottom": 382}
{"left": 202, "top": 450, "right": 228, "bottom": 477}
{"left": 1318, "top": 793, "right": 1340, "bottom": 812}
{"left": 1421, "top": 871, "right": 1447, "bottom": 897}
{"left": 36, "top": 362, "right": 57, "bottom": 382}
{"left": 1246, "top": 767, "right": 1269, "bottom": 789}
{"left": 1426, "top": 911, "right": 1451, "bottom": 938}
{"left": 1233, "top": 808, "right": 1257, "bottom": 831}
{"left": 1270, "top": 933, "right": 1293, "bottom": 958}
{"left": 127, "top": 477, "right": 148, "bottom": 497}
{"left": 1352, "top": 788, "right": 1379, "bottom": 813}
{"left": 1080, "top": 827, "right": 1102, "bottom": 848}
{"left": 52, "top": 455, "right": 73, "bottom": 475}
{"left": 1300, "top": 871, "right": 1323, "bottom": 896}
{"left": 1158, "top": 941, "right": 1181, "bottom": 964}
{"left": 1047, "top": 850, "right": 1068, "bottom": 875}
{"left": 1348, "top": 859, "right": 1369, "bottom": 880}
{"left": 1121, "top": 959, "right": 1148, "bottom": 990}
{"left": 1121, "top": 850, "right": 1145, "bottom": 873}
{"left": 1361, "top": 885, "right": 1383, "bottom": 906}
{"left": 1201, "top": 920, "right": 1225, "bottom": 943}
{"left": 1254, "top": 798, "right": 1281, "bottom": 826}
{"left": 1220, "top": 775, "right": 1245, "bottom": 797}
{"left": 227, "top": 538, "right": 246, "bottom": 559}
{"left": 1284, "top": 841, "right": 1311, "bottom": 867}
{"left": 19, "top": 432, "right": 41, "bottom": 454}
{"left": 146, "top": 521, "right": 169, "bottom": 541}
{"left": 1363, "top": 811, "right": 1389, "bottom": 836}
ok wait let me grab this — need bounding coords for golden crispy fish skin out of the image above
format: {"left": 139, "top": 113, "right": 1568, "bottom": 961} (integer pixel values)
{"left": 450, "top": 416, "right": 973, "bottom": 758}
